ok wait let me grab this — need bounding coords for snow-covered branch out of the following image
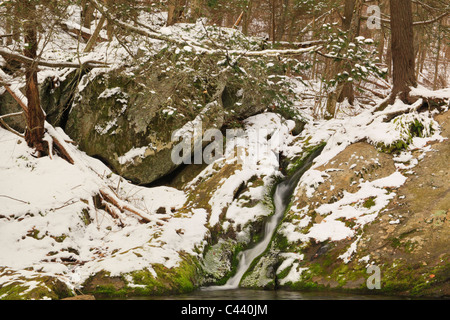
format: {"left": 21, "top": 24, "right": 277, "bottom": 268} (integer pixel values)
{"left": 228, "top": 45, "right": 321, "bottom": 57}
{"left": 0, "top": 47, "right": 108, "bottom": 69}
{"left": 413, "top": 11, "right": 450, "bottom": 26}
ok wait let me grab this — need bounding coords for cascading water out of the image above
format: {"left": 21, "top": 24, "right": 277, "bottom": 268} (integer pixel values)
{"left": 204, "top": 146, "right": 324, "bottom": 291}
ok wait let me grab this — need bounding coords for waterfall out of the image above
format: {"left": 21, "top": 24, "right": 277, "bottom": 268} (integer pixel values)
{"left": 203, "top": 145, "right": 324, "bottom": 291}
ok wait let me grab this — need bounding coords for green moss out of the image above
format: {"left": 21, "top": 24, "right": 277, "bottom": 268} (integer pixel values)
{"left": 83, "top": 255, "right": 202, "bottom": 298}
{"left": 215, "top": 242, "right": 245, "bottom": 286}
{"left": 378, "top": 116, "right": 434, "bottom": 154}
{"left": 378, "top": 140, "right": 409, "bottom": 154}
{"left": 92, "top": 284, "right": 129, "bottom": 298}
{"left": 363, "top": 197, "right": 376, "bottom": 209}
{"left": 286, "top": 142, "right": 327, "bottom": 176}
{"left": 128, "top": 258, "right": 200, "bottom": 296}
{"left": 377, "top": 260, "right": 449, "bottom": 296}
{"left": 0, "top": 276, "right": 73, "bottom": 300}
{"left": 276, "top": 264, "right": 293, "bottom": 280}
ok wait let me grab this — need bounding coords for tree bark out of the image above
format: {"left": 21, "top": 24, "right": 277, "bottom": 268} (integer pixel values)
{"left": 326, "top": 0, "right": 362, "bottom": 118}
{"left": 337, "top": 0, "right": 358, "bottom": 105}
{"left": 270, "top": 0, "right": 276, "bottom": 43}
{"left": 242, "top": 0, "right": 254, "bottom": 35}
{"left": 433, "top": 22, "right": 442, "bottom": 90}
{"left": 389, "top": 0, "right": 417, "bottom": 103}
{"left": 23, "top": 8, "right": 46, "bottom": 155}
{"left": 81, "top": 0, "right": 95, "bottom": 29}
{"left": 276, "top": 0, "right": 289, "bottom": 41}
{"left": 167, "top": 0, "right": 186, "bottom": 26}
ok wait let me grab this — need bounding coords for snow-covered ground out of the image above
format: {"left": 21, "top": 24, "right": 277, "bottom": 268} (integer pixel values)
{"left": 0, "top": 124, "right": 208, "bottom": 294}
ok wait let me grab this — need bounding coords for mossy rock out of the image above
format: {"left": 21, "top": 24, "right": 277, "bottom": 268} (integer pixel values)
{"left": 65, "top": 41, "right": 298, "bottom": 185}
{"left": 82, "top": 255, "right": 202, "bottom": 298}
{"left": 0, "top": 273, "right": 73, "bottom": 300}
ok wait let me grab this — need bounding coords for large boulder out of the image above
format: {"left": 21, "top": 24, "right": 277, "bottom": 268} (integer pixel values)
{"left": 270, "top": 110, "right": 450, "bottom": 297}
{"left": 65, "top": 45, "right": 293, "bottom": 185}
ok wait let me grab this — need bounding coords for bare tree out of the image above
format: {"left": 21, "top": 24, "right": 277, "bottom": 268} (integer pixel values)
{"left": 389, "top": 0, "right": 417, "bottom": 103}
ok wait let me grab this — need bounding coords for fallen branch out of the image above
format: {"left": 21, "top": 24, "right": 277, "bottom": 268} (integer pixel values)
{"left": 363, "top": 78, "right": 391, "bottom": 90}
{"left": 0, "top": 47, "right": 108, "bottom": 69}
{"left": 361, "top": 10, "right": 450, "bottom": 26}
{"left": 88, "top": 0, "right": 180, "bottom": 44}
{"left": 230, "top": 45, "right": 321, "bottom": 57}
{"left": 101, "top": 200, "right": 125, "bottom": 227}
{"left": 233, "top": 11, "right": 245, "bottom": 29}
{"left": 356, "top": 84, "right": 387, "bottom": 99}
{"left": 60, "top": 20, "right": 108, "bottom": 43}
{"left": 84, "top": 15, "right": 107, "bottom": 53}
{"left": 276, "top": 40, "right": 327, "bottom": 48}
{"left": 3, "top": 85, "right": 28, "bottom": 113}
{"left": 44, "top": 123, "right": 76, "bottom": 165}
{"left": 99, "top": 187, "right": 168, "bottom": 224}
{"left": 0, "top": 117, "right": 24, "bottom": 138}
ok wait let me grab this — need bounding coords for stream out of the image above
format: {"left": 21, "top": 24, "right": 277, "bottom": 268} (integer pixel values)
{"left": 123, "top": 146, "right": 419, "bottom": 301}
{"left": 203, "top": 146, "right": 325, "bottom": 291}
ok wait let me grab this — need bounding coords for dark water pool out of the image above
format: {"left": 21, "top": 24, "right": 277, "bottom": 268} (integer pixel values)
{"left": 126, "top": 288, "right": 412, "bottom": 300}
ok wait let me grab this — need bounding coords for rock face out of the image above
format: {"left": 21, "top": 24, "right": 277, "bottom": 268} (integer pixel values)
{"left": 0, "top": 69, "right": 84, "bottom": 133}
{"left": 64, "top": 49, "right": 292, "bottom": 185}
{"left": 270, "top": 110, "right": 450, "bottom": 297}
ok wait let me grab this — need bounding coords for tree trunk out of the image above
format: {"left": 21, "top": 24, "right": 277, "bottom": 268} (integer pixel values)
{"left": 23, "top": 8, "right": 47, "bottom": 155}
{"left": 167, "top": 0, "right": 186, "bottom": 26}
{"left": 389, "top": 0, "right": 417, "bottom": 103}
{"left": 81, "top": 0, "right": 95, "bottom": 29}
{"left": 270, "top": 0, "right": 276, "bottom": 43}
{"left": 276, "top": 0, "right": 289, "bottom": 41}
{"left": 242, "top": 0, "right": 254, "bottom": 35}
{"left": 337, "top": 0, "right": 358, "bottom": 105}
{"left": 433, "top": 22, "right": 442, "bottom": 90}
{"left": 189, "top": 0, "right": 202, "bottom": 23}
{"left": 326, "top": 0, "right": 362, "bottom": 117}
{"left": 84, "top": 15, "right": 106, "bottom": 52}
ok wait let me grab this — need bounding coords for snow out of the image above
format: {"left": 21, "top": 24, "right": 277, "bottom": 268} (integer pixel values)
{"left": 1, "top": 4, "right": 449, "bottom": 297}
{"left": 206, "top": 113, "right": 293, "bottom": 228}
{"left": 118, "top": 146, "right": 155, "bottom": 165}
{"left": 278, "top": 81, "right": 447, "bottom": 256}
{"left": 0, "top": 126, "right": 206, "bottom": 290}
{"left": 339, "top": 235, "right": 362, "bottom": 264}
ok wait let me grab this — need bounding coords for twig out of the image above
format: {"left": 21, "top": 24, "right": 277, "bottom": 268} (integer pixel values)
{"left": 0, "top": 117, "right": 24, "bottom": 138}
{"left": 99, "top": 188, "right": 160, "bottom": 223}
{"left": 0, "top": 111, "right": 23, "bottom": 119}
{"left": 413, "top": 11, "right": 450, "bottom": 26}
{"left": 0, "top": 195, "right": 29, "bottom": 204}
{"left": 356, "top": 84, "right": 387, "bottom": 99}
{"left": 3, "top": 85, "right": 28, "bottom": 113}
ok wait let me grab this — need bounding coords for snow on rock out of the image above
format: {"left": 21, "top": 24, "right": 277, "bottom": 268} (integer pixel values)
{"left": 276, "top": 93, "right": 446, "bottom": 274}
{"left": 205, "top": 113, "right": 294, "bottom": 228}
{"left": 0, "top": 127, "right": 206, "bottom": 292}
